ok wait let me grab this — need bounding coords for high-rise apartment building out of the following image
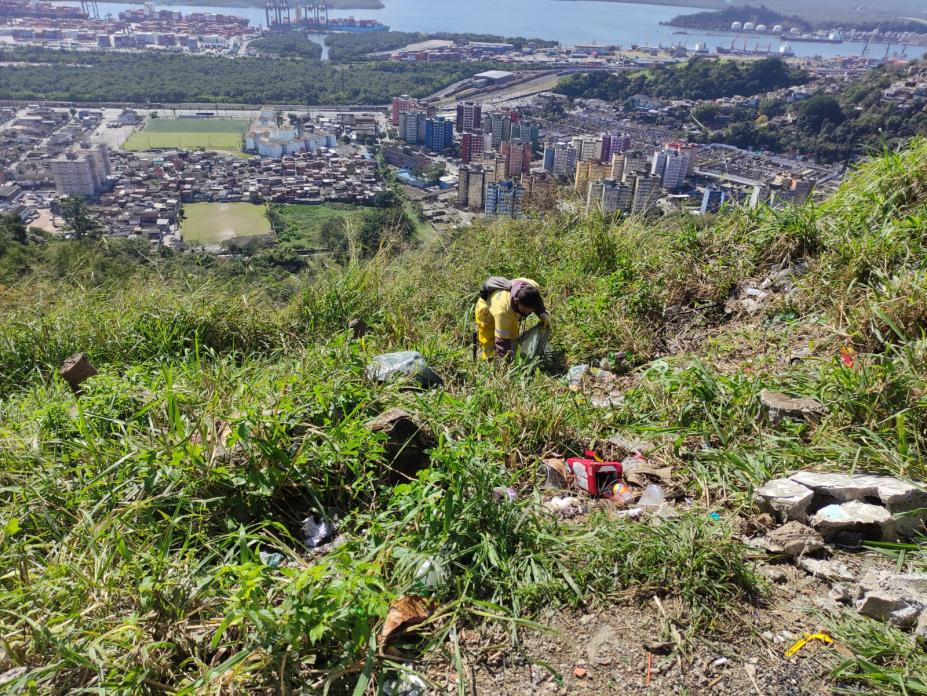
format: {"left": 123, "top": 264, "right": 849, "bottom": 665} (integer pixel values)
{"left": 391, "top": 95, "right": 421, "bottom": 126}
{"left": 631, "top": 175, "right": 662, "bottom": 215}
{"left": 455, "top": 102, "right": 482, "bottom": 133}
{"left": 543, "top": 142, "right": 578, "bottom": 177}
{"left": 50, "top": 144, "right": 111, "bottom": 196}
{"left": 700, "top": 186, "right": 726, "bottom": 214}
{"left": 651, "top": 148, "right": 690, "bottom": 192}
{"left": 574, "top": 161, "right": 610, "bottom": 192}
{"left": 424, "top": 117, "right": 453, "bottom": 152}
{"left": 600, "top": 132, "right": 632, "bottom": 163}
{"left": 500, "top": 139, "right": 532, "bottom": 178}
{"left": 572, "top": 136, "right": 603, "bottom": 163}
{"left": 485, "top": 179, "right": 525, "bottom": 218}
{"left": 398, "top": 110, "right": 426, "bottom": 144}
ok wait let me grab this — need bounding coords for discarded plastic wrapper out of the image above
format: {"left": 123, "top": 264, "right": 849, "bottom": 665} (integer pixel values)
{"left": 610, "top": 481, "right": 635, "bottom": 505}
{"left": 492, "top": 486, "right": 517, "bottom": 501}
{"left": 259, "top": 551, "right": 283, "bottom": 568}
{"left": 637, "top": 484, "right": 665, "bottom": 508}
{"left": 366, "top": 351, "right": 443, "bottom": 388}
{"left": 301, "top": 515, "right": 335, "bottom": 550}
{"left": 784, "top": 632, "right": 833, "bottom": 657}
{"left": 515, "top": 323, "right": 551, "bottom": 360}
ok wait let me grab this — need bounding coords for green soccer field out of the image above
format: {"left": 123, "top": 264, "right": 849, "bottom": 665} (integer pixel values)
{"left": 123, "top": 118, "right": 250, "bottom": 153}
{"left": 181, "top": 203, "right": 273, "bottom": 247}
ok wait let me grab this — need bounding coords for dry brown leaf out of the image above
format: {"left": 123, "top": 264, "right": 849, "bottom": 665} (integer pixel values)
{"left": 380, "top": 595, "right": 434, "bottom": 644}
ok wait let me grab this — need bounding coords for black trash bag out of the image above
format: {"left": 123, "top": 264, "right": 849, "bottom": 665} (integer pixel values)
{"left": 301, "top": 515, "right": 335, "bottom": 550}
{"left": 366, "top": 351, "right": 444, "bottom": 388}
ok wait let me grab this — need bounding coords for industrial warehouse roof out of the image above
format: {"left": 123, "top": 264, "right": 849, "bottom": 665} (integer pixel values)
{"left": 474, "top": 70, "right": 515, "bottom": 81}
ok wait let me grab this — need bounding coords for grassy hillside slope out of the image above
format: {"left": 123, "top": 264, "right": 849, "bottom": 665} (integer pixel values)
{"left": 1, "top": 140, "right": 927, "bottom": 692}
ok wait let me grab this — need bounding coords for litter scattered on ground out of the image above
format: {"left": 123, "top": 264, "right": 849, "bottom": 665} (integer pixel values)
{"left": 382, "top": 672, "right": 428, "bottom": 696}
{"left": 366, "top": 351, "right": 443, "bottom": 388}
{"left": 784, "top": 632, "right": 833, "bottom": 658}
{"left": 492, "top": 486, "right": 517, "bottom": 501}
{"left": 564, "top": 363, "right": 626, "bottom": 409}
{"left": 538, "top": 438, "right": 679, "bottom": 523}
{"left": 259, "top": 551, "right": 283, "bottom": 568}
{"left": 301, "top": 515, "right": 335, "bottom": 550}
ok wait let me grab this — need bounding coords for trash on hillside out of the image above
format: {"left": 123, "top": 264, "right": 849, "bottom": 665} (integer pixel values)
{"left": 609, "top": 481, "right": 635, "bottom": 505}
{"left": 543, "top": 495, "right": 584, "bottom": 518}
{"left": 413, "top": 557, "right": 447, "bottom": 592}
{"left": 59, "top": 352, "right": 98, "bottom": 392}
{"left": 515, "top": 323, "right": 551, "bottom": 360}
{"left": 539, "top": 458, "right": 572, "bottom": 489}
{"left": 784, "top": 632, "right": 833, "bottom": 658}
{"left": 492, "top": 486, "right": 517, "bottom": 501}
{"left": 839, "top": 346, "right": 856, "bottom": 368}
{"left": 573, "top": 666, "right": 588, "bottom": 679}
{"left": 366, "top": 351, "right": 443, "bottom": 388}
{"left": 637, "top": 484, "right": 665, "bottom": 509}
{"left": 259, "top": 551, "right": 283, "bottom": 568}
{"left": 380, "top": 595, "right": 434, "bottom": 644}
{"left": 568, "top": 451, "right": 623, "bottom": 497}
{"left": 382, "top": 673, "right": 428, "bottom": 696}
{"left": 566, "top": 364, "right": 590, "bottom": 391}
{"left": 301, "top": 515, "right": 335, "bottom": 550}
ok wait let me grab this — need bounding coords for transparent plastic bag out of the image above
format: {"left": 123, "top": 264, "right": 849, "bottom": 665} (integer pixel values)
{"left": 366, "top": 351, "right": 443, "bottom": 387}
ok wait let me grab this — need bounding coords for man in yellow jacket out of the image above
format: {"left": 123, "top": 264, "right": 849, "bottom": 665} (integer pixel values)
{"left": 475, "top": 276, "right": 550, "bottom": 360}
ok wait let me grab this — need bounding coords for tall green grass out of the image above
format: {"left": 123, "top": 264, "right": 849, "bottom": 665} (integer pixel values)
{"left": 2, "top": 139, "right": 927, "bottom": 692}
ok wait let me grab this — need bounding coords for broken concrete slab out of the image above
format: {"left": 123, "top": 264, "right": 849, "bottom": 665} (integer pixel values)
{"left": 796, "top": 557, "right": 856, "bottom": 583}
{"left": 759, "top": 389, "right": 826, "bottom": 424}
{"left": 857, "top": 592, "right": 922, "bottom": 628}
{"left": 755, "top": 478, "right": 815, "bottom": 523}
{"left": 789, "top": 471, "right": 881, "bottom": 502}
{"left": 811, "top": 501, "right": 895, "bottom": 543}
{"left": 761, "top": 521, "right": 825, "bottom": 557}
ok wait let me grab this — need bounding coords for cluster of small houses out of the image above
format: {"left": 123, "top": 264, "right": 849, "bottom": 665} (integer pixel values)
{"left": 94, "top": 149, "right": 384, "bottom": 243}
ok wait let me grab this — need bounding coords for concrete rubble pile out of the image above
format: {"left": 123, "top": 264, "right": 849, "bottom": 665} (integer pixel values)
{"left": 753, "top": 471, "right": 927, "bottom": 644}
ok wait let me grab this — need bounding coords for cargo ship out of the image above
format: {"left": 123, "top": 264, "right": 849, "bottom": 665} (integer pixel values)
{"left": 265, "top": 1, "right": 388, "bottom": 32}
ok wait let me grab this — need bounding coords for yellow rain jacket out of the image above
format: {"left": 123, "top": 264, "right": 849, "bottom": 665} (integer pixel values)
{"left": 475, "top": 277, "right": 540, "bottom": 359}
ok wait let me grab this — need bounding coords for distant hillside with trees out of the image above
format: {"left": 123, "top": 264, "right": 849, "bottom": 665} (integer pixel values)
{"left": 555, "top": 57, "right": 807, "bottom": 102}
{"left": 694, "top": 59, "right": 927, "bottom": 163}
{"left": 0, "top": 47, "right": 498, "bottom": 104}
{"left": 665, "top": 5, "right": 809, "bottom": 32}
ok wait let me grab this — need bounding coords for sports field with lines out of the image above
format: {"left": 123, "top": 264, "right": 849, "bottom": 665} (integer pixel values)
{"left": 123, "top": 118, "right": 249, "bottom": 153}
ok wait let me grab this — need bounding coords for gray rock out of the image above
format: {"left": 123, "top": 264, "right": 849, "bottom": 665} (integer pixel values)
{"left": 796, "top": 557, "right": 856, "bottom": 583}
{"left": 858, "top": 592, "right": 921, "bottom": 628}
{"left": 916, "top": 612, "right": 927, "bottom": 650}
{"left": 366, "top": 408, "right": 435, "bottom": 483}
{"left": 762, "top": 521, "right": 825, "bottom": 557}
{"left": 755, "top": 478, "right": 815, "bottom": 523}
{"left": 760, "top": 390, "right": 825, "bottom": 424}
{"left": 811, "top": 501, "right": 896, "bottom": 543}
